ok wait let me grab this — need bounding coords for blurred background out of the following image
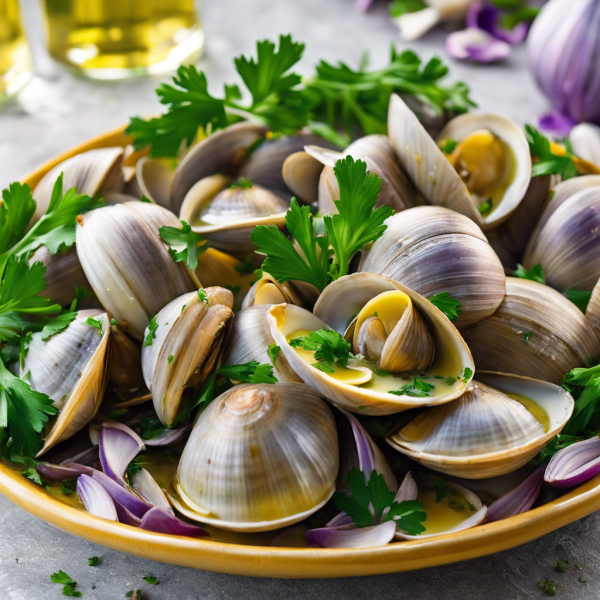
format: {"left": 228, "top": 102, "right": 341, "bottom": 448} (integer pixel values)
{"left": 0, "top": 0, "right": 551, "bottom": 189}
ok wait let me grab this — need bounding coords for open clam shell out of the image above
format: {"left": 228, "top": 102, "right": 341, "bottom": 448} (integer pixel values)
{"left": 241, "top": 272, "right": 302, "bottom": 309}
{"left": 23, "top": 311, "right": 111, "bottom": 456}
{"left": 268, "top": 273, "right": 475, "bottom": 415}
{"left": 522, "top": 185, "right": 600, "bottom": 291}
{"left": 136, "top": 156, "right": 176, "bottom": 209}
{"left": 179, "top": 175, "right": 288, "bottom": 253}
{"left": 171, "top": 122, "right": 267, "bottom": 209}
{"left": 173, "top": 383, "right": 339, "bottom": 532}
{"left": 461, "top": 278, "right": 600, "bottom": 381}
{"left": 76, "top": 202, "right": 199, "bottom": 341}
{"left": 33, "top": 147, "right": 125, "bottom": 222}
{"left": 141, "top": 287, "right": 234, "bottom": 427}
{"left": 387, "top": 372, "right": 574, "bottom": 479}
{"left": 359, "top": 206, "right": 506, "bottom": 327}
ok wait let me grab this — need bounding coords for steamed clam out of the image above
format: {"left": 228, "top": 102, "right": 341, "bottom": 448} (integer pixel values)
{"left": 21, "top": 310, "right": 111, "bottom": 456}
{"left": 172, "top": 383, "right": 339, "bottom": 532}
{"left": 388, "top": 372, "right": 573, "bottom": 478}
{"left": 388, "top": 94, "right": 531, "bottom": 230}
{"left": 268, "top": 273, "right": 474, "bottom": 415}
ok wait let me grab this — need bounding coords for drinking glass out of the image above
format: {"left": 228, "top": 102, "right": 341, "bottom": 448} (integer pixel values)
{"left": 0, "top": 0, "right": 32, "bottom": 100}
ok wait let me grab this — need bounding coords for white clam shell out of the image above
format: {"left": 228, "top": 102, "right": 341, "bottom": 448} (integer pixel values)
{"left": 387, "top": 372, "right": 574, "bottom": 479}
{"left": 174, "top": 383, "right": 339, "bottom": 532}
{"left": 359, "top": 206, "right": 506, "bottom": 327}
{"left": 461, "top": 278, "right": 600, "bottom": 382}
{"left": 24, "top": 310, "right": 111, "bottom": 456}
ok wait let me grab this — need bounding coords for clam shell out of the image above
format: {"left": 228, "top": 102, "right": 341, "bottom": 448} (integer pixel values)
{"left": 569, "top": 123, "right": 600, "bottom": 167}
{"left": 109, "top": 325, "right": 143, "bottom": 391}
{"left": 33, "top": 148, "right": 125, "bottom": 222}
{"left": 387, "top": 372, "right": 574, "bottom": 479}
{"left": 387, "top": 94, "right": 483, "bottom": 226}
{"left": 25, "top": 311, "right": 111, "bottom": 456}
{"left": 523, "top": 185, "right": 600, "bottom": 291}
{"left": 359, "top": 206, "right": 506, "bottom": 327}
{"left": 438, "top": 111, "right": 531, "bottom": 229}
{"left": 461, "top": 278, "right": 600, "bottom": 381}
{"left": 242, "top": 272, "right": 302, "bottom": 309}
{"left": 314, "top": 135, "right": 420, "bottom": 215}
{"left": 141, "top": 288, "right": 234, "bottom": 427}
{"left": 76, "top": 203, "right": 199, "bottom": 340}
{"left": 136, "top": 157, "right": 176, "bottom": 209}
{"left": 282, "top": 151, "right": 325, "bottom": 204}
{"left": 174, "top": 383, "right": 338, "bottom": 532}
{"left": 270, "top": 273, "right": 475, "bottom": 415}
{"left": 171, "top": 122, "right": 267, "bottom": 209}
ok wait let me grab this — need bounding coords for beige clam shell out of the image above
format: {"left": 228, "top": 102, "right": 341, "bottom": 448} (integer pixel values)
{"left": 387, "top": 372, "right": 574, "bottom": 479}
{"left": 269, "top": 273, "right": 475, "bottom": 415}
{"left": 461, "top": 278, "right": 600, "bottom": 381}
{"left": 359, "top": 206, "right": 506, "bottom": 327}
{"left": 174, "top": 383, "right": 339, "bottom": 532}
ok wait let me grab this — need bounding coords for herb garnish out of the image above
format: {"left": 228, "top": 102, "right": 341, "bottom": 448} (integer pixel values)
{"left": 85, "top": 316, "right": 104, "bottom": 336}
{"left": 50, "top": 570, "right": 81, "bottom": 597}
{"left": 538, "top": 580, "right": 557, "bottom": 596}
{"left": 159, "top": 220, "right": 207, "bottom": 271}
{"left": 88, "top": 556, "right": 100, "bottom": 566}
{"left": 526, "top": 125, "right": 578, "bottom": 180}
{"left": 267, "top": 343, "right": 280, "bottom": 365}
{"left": 62, "top": 478, "right": 78, "bottom": 495}
{"left": 477, "top": 198, "right": 493, "bottom": 216}
{"left": 333, "top": 468, "right": 426, "bottom": 534}
{"left": 428, "top": 292, "right": 462, "bottom": 321}
{"left": 555, "top": 560, "right": 569, "bottom": 572}
{"left": 142, "top": 574, "right": 160, "bottom": 585}
{"left": 389, "top": 376, "right": 435, "bottom": 397}
{"left": 439, "top": 138, "right": 458, "bottom": 154}
{"left": 563, "top": 289, "right": 592, "bottom": 313}
{"left": 197, "top": 289, "right": 209, "bottom": 306}
{"left": 41, "top": 312, "right": 77, "bottom": 341}
{"left": 144, "top": 315, "right": 158, "bottom": 347}
{"left": 289, "top": 328, "right": 351, "bottom": 373}
{"left": 252, "top": 157, "right": 393, "bottom": 291}
{"left": 514, "top": 263, "right": 545, "bottom": 284}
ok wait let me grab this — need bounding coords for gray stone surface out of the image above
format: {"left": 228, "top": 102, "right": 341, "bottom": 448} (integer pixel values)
{"left": 0, "top": 0, "right": 593, "bottom": 598}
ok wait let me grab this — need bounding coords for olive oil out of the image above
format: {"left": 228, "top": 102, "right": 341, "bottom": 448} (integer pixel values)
{"left": 43, "top": 0, "right": 203, "bottom": 79}
{"left": 0, "top": 0, "right": 31, "bottom": 98}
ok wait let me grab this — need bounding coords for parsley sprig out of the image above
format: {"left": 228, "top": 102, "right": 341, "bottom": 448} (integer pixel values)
{"left": 333, "top": 468, "right": 426, "bottom": 534}
{"left": 389, "top": 376, "right": 435, "bottom": 397}
{"left": 428, "top": 292, "right": 462, "bottom": 321}
{"left": 525, "top": 125, "right": 578, "bottom": 180}
{"left": 514, "top": 263, "right": 545, "bottom": 284}
{"left": 251, "top": 156, "right": 393, "bottom": 291}
{"left": 159, "top": 220, "right": 208, "bottom": 271}
{"left": 127, "top": 35, "right": 474, "bottom": 157}
{"left": 289, "top": 328, "right": 351, "bottom": 373}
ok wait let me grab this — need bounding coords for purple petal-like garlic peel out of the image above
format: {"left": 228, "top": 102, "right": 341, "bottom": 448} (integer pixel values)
{"left": 545, "top": 436, "right": 600, "bottom": 488}
{"left": 395, "top": 471, "right": 418, "bottom": 503}
{"left": 446, "top": 28, "right": 511, "bottom": 63}
{"left": 305, "top": 521, "right": 397, "bottom": 549}
{"left": 77, "top": 474, "right": 118, "bottom": 521}
{"left": 92, "top": 470, "right": 151, "bottom": 519}
{"left": 486, "top": 467, "right": 545, "bottom": 522}
{"left": 131, "top": 468, "right": 170, "bottom": 508}
{"left": 139, "top": 507, "right": 209, "bottom": 537}
{"left": 98, "top": 422, "right": 145, "bottom": 486}
{"left": 37, "top": 462, "right": 94, "bottom": 482}
{"left": 467, "top": 1, "right": 528, "bottom": 44}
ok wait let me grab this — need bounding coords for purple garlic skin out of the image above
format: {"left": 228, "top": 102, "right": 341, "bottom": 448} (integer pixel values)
{"left": 545, "top": 436, "right": 600, "bottom": 488}
{"left": 528, "top": 0, "right": 600, "bottom": 125}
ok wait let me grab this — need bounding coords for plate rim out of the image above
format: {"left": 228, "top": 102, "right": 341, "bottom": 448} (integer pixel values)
{"left": 1, "top": 125, "right": 597, "bottom": 579}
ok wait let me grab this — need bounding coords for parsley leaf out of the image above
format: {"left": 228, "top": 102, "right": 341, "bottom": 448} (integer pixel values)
{"left": 389, "top": 376, "right": 435, "bottom": 397}
{"left": 61, "top": 478, "right": 78, "bottom": 495}
{"left": 144, "top": 315, "right": 158, "bottom": 347}
{"left": 217, "top": 361, "right": 277, "bottom": 384}
{"left": 88, "top": 556, "right": 99, "bottom": 566}
{"left": 267, "top": 343, "right": 280, "bottom": 365}
{"left": 137, "top": 416, "right": 166, "bottom": 441}
{"left": 0, "top": 182, "right": 36, "bottom": 255}
{"left": 159, "top": 220, "right": 207, "bottom": 271}
{"left": 142, "top": 574, "right": 160, "bottom": 585}
{"left": 514, "top": 263, "right": 545, "bottom": 284}
{"left": 564, "top": 289, "right": 592, "bottom": 313}
{"left": 234, "top": 257, "right": 255, "bottom": 275}
{"left": 439, "top": 138, "right": 458, "bottom": 154}
{"left": 22, "top": 466, "right": 47, "bottom": 487}
{"left": 85, "top": 316, "right": 103, "bottom": 336}
{"left": 127, "top": 35, "right": 307, "bottom": 157}
{"left": 477, "top": 198, "right": 493, "bottom": 216}
{"left": 41, "top": 312, "right": 77, "bottom": 341}
{"left": 428, "top": 292, "right": 462, "bottom": 321}
{"left": 333, "top": 468, "right": 426, "bottom": 534}
{"left": 290, "top": 329, "right": 351, "bottom": 371}
{"left": 538, "top": 580, "right": 557, "bottom": 596}
{"left": 230, "top": 177, "right": 253, "bottom": 189}
{"left": 197, "top": 289, "right": 209, "bottom": 306}
{"left": 389, "top": 0, "right": 427, "bottom": 17}
{"left": 526, "top": 125, "right": 578, "bottom": 180}
{"left": 50, "top": 570, "right": 81, "bottom": 596}
{"left": 251, "top": 158, "right": 391, "bottom": 291}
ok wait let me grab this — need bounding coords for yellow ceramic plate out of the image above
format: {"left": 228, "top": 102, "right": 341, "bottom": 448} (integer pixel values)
{"left": 1, "top": 127, "right": 599, "bottom": 579}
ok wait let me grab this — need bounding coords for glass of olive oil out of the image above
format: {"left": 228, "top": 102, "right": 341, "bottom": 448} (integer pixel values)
{"left": 0, "top": 0, "right": 32, "bottom": 100}
{"left": 43, "top": 0, "right": 203, "bottom": 79}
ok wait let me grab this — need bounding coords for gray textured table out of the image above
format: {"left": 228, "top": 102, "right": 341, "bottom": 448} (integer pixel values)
{"left": 1, "top": 0, "right": 597, "bottom": 598}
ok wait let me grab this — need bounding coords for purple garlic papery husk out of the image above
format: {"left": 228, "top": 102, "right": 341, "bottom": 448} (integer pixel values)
{"left": 467, "top": 1, "right": 528, "bottom": 44}
{"left": 143, "top": 423, "right": 192, "bottom": 447}
{"left": 486, "top": 467, "right": 545, "bottom": 522}
{"left": 92, "top": 470, "right": 151, "bottom": 519}
{"left": 446, "top": 28, "right": 511, "bottom": 62}
{"left": 539, "top": 111, "right": 576, "bottom": 137}
{"left": 98, "top": 422, "right": 145, "bottom": 486}
{"left": 395, "top": 472, "right": 418, "bottom": 503}
{"left": 139, "top": 507, "right": 209, "bottom": 537}
{"left": 37, "top": 462, "right": 94, "bottom": 482}
{"left": 339, "top": 410, "right": 397, "bottom": 491}
{"left": 528, "top": 0, "right": 600, "bottom": 125}
{"left": 545, "top": 436, "right": 600, "bottom": 488}
{"left": 77, "top": 474, "right": 118, "bottom": 521}
{"left": 306, "top": 521, "right": 397, "bottom": 549}
{"left": 115, "top": 501, "right": 142, "bottom": 527}
{"left": 131, "top": 468, "right": 170, "bottom": 508}
{"left": 326, "top": 512, "right": 355, "bottom": 528}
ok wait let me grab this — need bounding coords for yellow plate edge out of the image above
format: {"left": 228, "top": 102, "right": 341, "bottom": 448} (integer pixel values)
{"left": 0, "top": 125, "right": 597, "bottom": 579}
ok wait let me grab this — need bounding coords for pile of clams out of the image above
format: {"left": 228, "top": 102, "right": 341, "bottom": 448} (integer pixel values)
{"left": 18, "top": 92, "right": 600, "bottom": 549}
